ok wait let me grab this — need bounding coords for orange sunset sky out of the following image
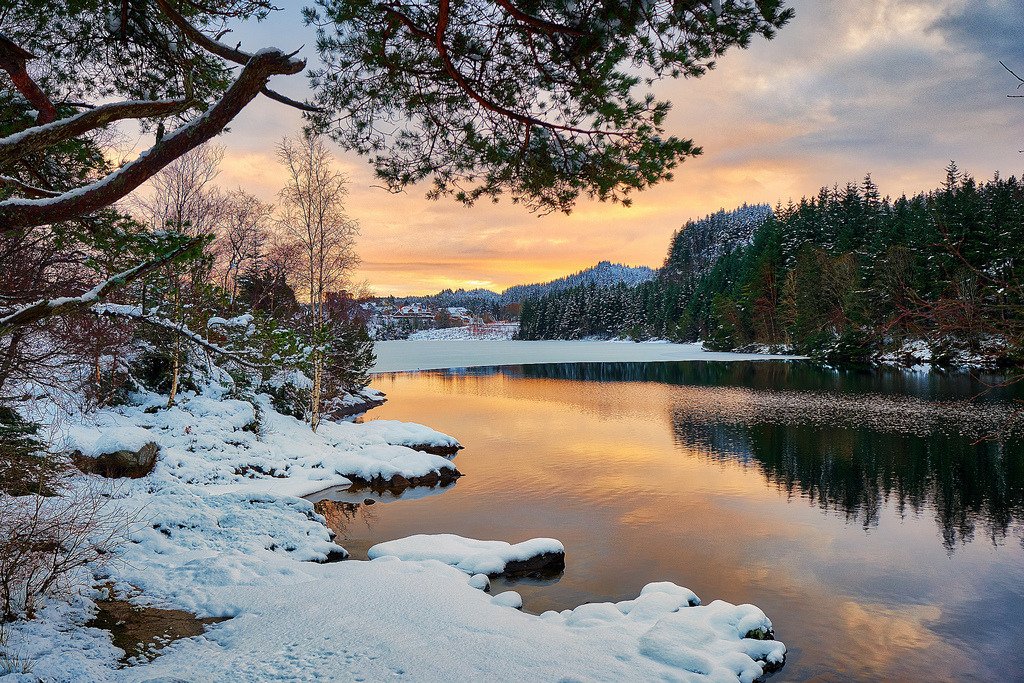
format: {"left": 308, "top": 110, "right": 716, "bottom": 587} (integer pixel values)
{"left": 186, "top": 0, "right": 1021, "bottom": 296}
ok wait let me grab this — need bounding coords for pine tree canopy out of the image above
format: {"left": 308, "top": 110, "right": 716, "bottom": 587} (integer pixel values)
{"left": 0, "top": 0, "right": 793, "bottom": 232}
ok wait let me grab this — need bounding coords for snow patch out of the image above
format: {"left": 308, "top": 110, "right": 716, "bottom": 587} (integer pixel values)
{"left": 368, "top": 534, "right": 563, "bottom": 575}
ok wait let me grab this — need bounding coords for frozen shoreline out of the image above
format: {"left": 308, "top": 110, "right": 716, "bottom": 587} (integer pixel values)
{"left": 7, "top": 379, "right": 786, "bottom": 681}
{"left": 373, "top": 340, "right": 804, "bottom": 373}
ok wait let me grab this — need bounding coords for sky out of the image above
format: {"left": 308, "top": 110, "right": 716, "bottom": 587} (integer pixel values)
{"left": 199, "top": 0, "right": 1023, "bottom": 296}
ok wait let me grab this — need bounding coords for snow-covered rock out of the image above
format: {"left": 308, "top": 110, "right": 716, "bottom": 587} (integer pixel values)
{"left": 61, "top": 392, "right": 462, "bottom": 497}
{"left": 368, "top": 534, "right": 565, "bottom": 576}
{"left": 357, "top": 419, "right": 462, "bottom": 455}
{"left": 491, "top": 590, "right": 524, "bottom": 609}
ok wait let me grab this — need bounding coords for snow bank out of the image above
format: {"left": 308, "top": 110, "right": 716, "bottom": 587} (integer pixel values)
{"left": 373, "top": 340, "right": 803, "bottom": 373}
{"left": 409, "top": 325, "right": 517, "bottom": 341}
{"left": 368, "top": 534, "right": 564, "bottom": 575}
{"left": 61, "top": 392, "right": 461, "bottom": 498}
{"left": 7, "top": 383, "right": 786, "bottom": 682}
{"left": 356, "top": 419, "right": 462, "bottom": 453}
{"left": 82, "top": 424, "right": 154, "bottom": 457}
{"left": 113, "top": 562, "right": 782, "bottom": 683}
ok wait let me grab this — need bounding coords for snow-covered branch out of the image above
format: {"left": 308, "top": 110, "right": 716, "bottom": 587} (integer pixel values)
{"left": 90, "top": 304, "right": 263, "bottom": 369}
{"left": 0, "top": 97, "right": 194, "bottom": 169}
{"left": 0, "top": 49, "right": 303, "bottom": 234}
{"left": 0, "top": 238, "right": 200, "bottom": 333}
{"left": 0, "top": 175, "right": 59, "bottom": 198}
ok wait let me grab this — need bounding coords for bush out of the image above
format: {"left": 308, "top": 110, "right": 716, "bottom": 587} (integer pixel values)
{"left": 0, "top": 484, "right": 134, "bottom": 622}
{"left": 0, "top": 408, "right": 58, "bottom": 497}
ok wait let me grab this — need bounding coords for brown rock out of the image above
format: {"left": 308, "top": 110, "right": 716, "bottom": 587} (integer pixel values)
{"left": 72, "top": 441, "right": 159, "bottom": 479}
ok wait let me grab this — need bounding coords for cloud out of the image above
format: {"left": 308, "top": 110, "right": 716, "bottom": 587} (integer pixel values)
{"left": 199, "top": 0, "right": 1023, "bottom": 295}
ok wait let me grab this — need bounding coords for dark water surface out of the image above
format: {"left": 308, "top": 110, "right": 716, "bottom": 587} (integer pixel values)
{"left": 318, "top": 362, "right": 1024, "bottom": 682}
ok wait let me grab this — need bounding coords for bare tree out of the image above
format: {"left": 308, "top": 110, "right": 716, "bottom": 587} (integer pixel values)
{"left": 132, "top": 145, "right": 226, "bottom": 237}
{"left": 276, "top": 134, "right": 359, "bottom": 431}
{"left": 131, "top": 145, "right": 227, "bottom": 407}
{"left": 214, "top": 189, "right": 273, "bottom": 302}
{"left": 0, "top": 483, "right": 136, "bottom": 623}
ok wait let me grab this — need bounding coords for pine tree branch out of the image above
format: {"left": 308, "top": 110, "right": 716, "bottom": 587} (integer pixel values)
{"left": 90, "top": 304, "right": 262, "bottom": 368}
{"left": 0, "top": 49, "right": 304, "bottom": 233}
{"left": 260, "top": 86, "right": 323, "bottom": 113}
{"left": 0, "top": 238, "right": 201, "bottom": 334}
{"left": 0, "top": 175, "right": 59, "bottom": 198}
{"left": 0, "top": 97, "right": 195, "bottom": 170}
{"left": 0, "top": 34, "right": 57, "bottom": 124}
{"left": 153, "top": 0, "right": 254, "bottom": 65}
{"left": 490, "top": 0, "right": 585, "bottom": 36}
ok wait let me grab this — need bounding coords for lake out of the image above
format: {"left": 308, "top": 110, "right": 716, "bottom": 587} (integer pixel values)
{"left": 312, "top": 361, "right": 1024, "bottom": 682}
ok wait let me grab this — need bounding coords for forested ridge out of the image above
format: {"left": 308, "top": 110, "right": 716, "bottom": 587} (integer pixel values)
{"left": 519, "top": 165, "right": 1024, "bottom": 365}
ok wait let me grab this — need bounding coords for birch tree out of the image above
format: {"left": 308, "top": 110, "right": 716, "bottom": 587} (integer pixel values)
{"left": 276, "top": 134, "right": 359, "bottom": 431}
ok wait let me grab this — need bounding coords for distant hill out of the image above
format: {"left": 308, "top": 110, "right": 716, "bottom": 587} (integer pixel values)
{"left": 501, "top": 261, "right": 655, "bottom": 303}
{"left": 662, "top": 204, "right": 773, "bottom": 286}
{"left": 381, "top": 261, "right": 656, "bottom": 312}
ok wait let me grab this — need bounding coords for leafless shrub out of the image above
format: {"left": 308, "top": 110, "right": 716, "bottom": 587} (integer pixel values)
{"left": 0, "top": 483, "right": 136, "bottom": 622}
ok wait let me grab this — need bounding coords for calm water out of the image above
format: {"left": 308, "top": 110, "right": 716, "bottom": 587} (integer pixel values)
{"left": 314, "top": 362, "right": 1024, "bottom": 682}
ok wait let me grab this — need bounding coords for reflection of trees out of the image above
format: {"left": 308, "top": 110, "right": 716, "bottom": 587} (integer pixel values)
{"left": 499, "top": 361, "right": 1024, "bottom": 551}
{"left": 514, "top": 361, "right": 1020, "bottom": 401}
{"left": 314, "top": 499, "right": 379, "bottom": 540}
{"left": 670, "top": 414, "right": 1024, "bottom": 551}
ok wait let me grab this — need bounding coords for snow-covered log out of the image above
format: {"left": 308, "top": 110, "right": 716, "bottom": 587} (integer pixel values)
{"left": 0, "top": 97, "right": 194, "bottom": 169}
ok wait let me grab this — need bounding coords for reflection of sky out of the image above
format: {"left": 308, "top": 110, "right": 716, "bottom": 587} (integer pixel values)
{"left": 339, "top": 368, "right": 1024, "bottom": 680}
{"left": 190, "top": 1, "right": 1023, "bottom": 294}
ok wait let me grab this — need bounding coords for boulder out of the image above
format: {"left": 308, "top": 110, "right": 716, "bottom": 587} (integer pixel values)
{"left": 73, "top": 441, "right": 159, "bottom": 479}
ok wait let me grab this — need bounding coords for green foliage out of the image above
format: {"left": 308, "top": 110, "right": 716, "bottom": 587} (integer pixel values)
{"left": 0, "top": 407, "right": 55, "bottom": 496}
{"left": 520, "top": 168, "right": 1024, "bottom": 363}
{"left": 1, "top": 0, "right": 271, "bottom": 115}
{"left": 307, "top": 0, "right": 791, "bottom": 213}
{"left": 324, "top": 319, "right": 376, "bottom": 397}
{"left": 266, "top": 375, "right": 312, "bottom": 421}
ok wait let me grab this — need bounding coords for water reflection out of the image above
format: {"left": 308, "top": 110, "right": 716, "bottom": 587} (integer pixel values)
{"left": 473, "top": 362, "right": 1024, "bottom": 550}
{"left": 335, "top": 362, "right": 1024, "bottom": 681}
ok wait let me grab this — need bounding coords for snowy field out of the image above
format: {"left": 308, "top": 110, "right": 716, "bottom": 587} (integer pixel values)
{"left": 374, "top": 340, "right": 803, "bottom": 373}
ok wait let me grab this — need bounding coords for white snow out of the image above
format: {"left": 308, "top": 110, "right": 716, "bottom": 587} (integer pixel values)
{"left": 356, "top": 419, "right": 461, "bottom": 452}
{"left": 61, "top": 390, "right": 460, "bottom": 499}
{"left": 373, "top": 340, "right": 804, "bottom": 373}
{"left": 82, "top": 424, "right": 154, "bottom": 457}
{"left": 94, "top": 562, "right": 781, "bottom": 683}
{"left": 368, "top": 534, "right": 563, "bottom": 575}
{"left": 409, "top": 325, "right": 518, "bottom": 341}
{"left": 491, "top": 590, "right": 524, "bottom": 609}
{"left": 469, "top": 573, "right": 491, "bottom": 591}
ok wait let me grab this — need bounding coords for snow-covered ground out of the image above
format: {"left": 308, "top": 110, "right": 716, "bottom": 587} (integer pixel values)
{"left": 373, "top": 340, "right": 803, "bottom": 373}
{"left": 6, "top": 380, "right": 786, "bottom": 681}
{"left": 408, "top": 325, "right": 518, "bottom": 341}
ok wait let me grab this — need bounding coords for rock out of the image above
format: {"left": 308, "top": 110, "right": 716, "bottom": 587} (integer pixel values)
{"left": 73, "top": 442, "right": 159, "bottom": 479}
{"left": 406, "top": 443, "right": 463, "bottom": 457}
{"left": 503, "top": 551, "right": 565, "bottom": 579}
{"left": 319, "top": 546, "right": 349, "bottom": 563}
{"left": 363, "top": 498, "right": 376, "bottom": 505}
{"left": 468, "top": 574, "right": 490, "bottom": 592}
{"left": 329, "top": 394, "right": 387, "bottom": 418}
{"left": 347, "top": 468, "right": 463, "bottom": 495}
